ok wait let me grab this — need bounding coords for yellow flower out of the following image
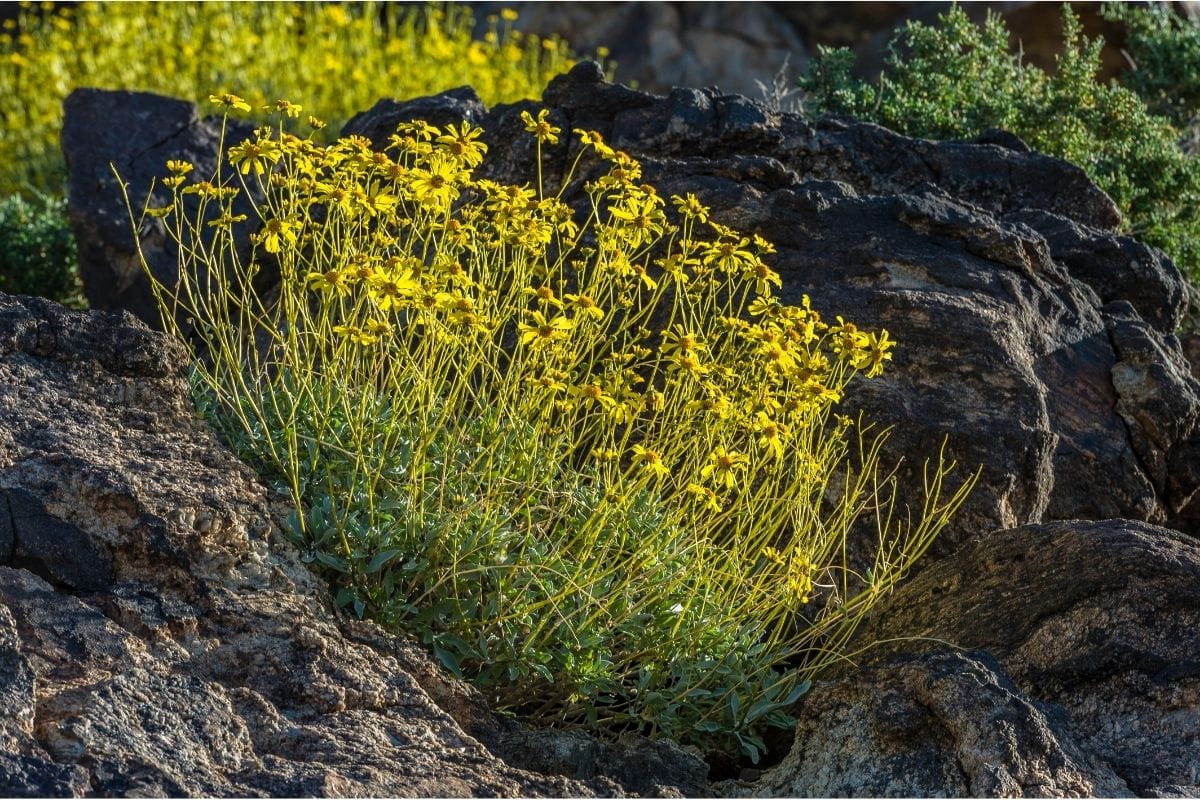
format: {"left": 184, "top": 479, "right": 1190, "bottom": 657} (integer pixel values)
{"left": 752, "top": 233, "right": 777, "bottom": 255}
{"left": 668, "top": 351, "right": 709, "bottom": 378}
{"left": 436, "top": 121, "right": 488, "bottom": 168}
{"left": 209, "top": 92, "right": 250, "bottom": 113}
{"left": 700, "top": 446, "right": 749, "bottom": 489}
{"left": 595, "top": 150, "right": 642, "bottom": 189}
{"left": 271, "top": 99, "right": 303, "bottom": 118}
{"left": 798, "top": 378, "right": 842, "bottom": 406}
{"left": 686, "top": 483, "right": 722, "bottom": 513}
{"left": 255, "top": 217, "right": 300, "bottom": 253}
{"left": 409, "top": 154, "right": 463, "bottom": 210}
{"left": 367, "top": 269, "right": 420, "bottom": 312}
{"left": 207, "top": 212, "right": 248, "bottom": 229}
{"left": 228, "top": 138, "right": 281, "bottom": 176}
{"left": 518, "top": 310, "right": 572, "bottom": 349}
{"left": 685, "top": 392, "right": 733, "bottom": 420}
{"left": 753, "top": 412, "right": 788, "bottom": 460}
{"left": 305, "top": 268, "right": 351, "bottom": 296}
{"left": 181, "top": 180, "right": 220, "bottom": 199}
{"left": 333, "top": 324, "right": 380, "bottom": 346}
{"left": 364, "top": 318, "right": 393, "bottom": 337}
{"left": 748, "top": 296, "right": 778, "bottom": 317}
{"left": 745, "top": 259, "right": 782, "bottom": 295}
{"left": 569, "top": 382, "right": 618, "bottom": 410}
{"left": 575, "top": 128, "right": 615, "bottom": 158}
{"left": 609, "top": 191, "right": 666, "bottom": 248}
{"left": 862, "top": 329, "right": 896, "bottom": 377}
{"left": 758, "top": 340, "right": 797, "bottom": 375}
{"left": 671, "top": 193, "right": 709, "bottom": 223}
{"left": 166, "top": 160, "right": 194, "bottom": 175}
{"left": 522, "top": 284, "right": 563, "bottom": 309}
{"left": 761, "top": 546, "right": 786, "bottom": 566}
{"left": 520, "top": 108, "right": 560, "bottom": 145}
{"left": 703, "top": 236, "right": 756, "bottom": 275}
{"left": 661, "top": 325, "right": 706, "bottom": 357}
{"left": 565, "top": 292, "right": 604, "bottom": 321}
{"left": 631, "top": 444, "right": 669, "bottom": 481}
{"left": 527, "top": 372, "right": 568, "bottom": 394}
{"left": 830, "top": 315, "right": 867, "bottom": 352}
{"left": 360, "top": 181, "right": 399, "bottom": 218}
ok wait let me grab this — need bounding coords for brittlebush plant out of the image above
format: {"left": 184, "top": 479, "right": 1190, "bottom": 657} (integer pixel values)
{"left": 122, "top": 96, "right": 975, "bottom": 762}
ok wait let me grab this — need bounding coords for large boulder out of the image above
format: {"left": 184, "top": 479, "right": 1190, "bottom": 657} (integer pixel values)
{"left": 748, "top": 520, "right": 1200, "bottom": 797}
{"left": 65, "top": 71, "right": 1200, "bottom": 550}
{"left": 0, "top": 293, "right": 706, "bottom": 797}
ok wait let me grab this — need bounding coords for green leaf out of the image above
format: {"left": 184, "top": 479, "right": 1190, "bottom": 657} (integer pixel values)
{"left": 433, "top": 646, "right": 463, "bottom": 678}
{"left": 366, "top": 548, "right": 404, "bottom": 573}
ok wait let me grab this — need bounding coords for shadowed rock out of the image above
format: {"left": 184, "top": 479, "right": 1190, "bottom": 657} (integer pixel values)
{"left": 62, "top": 89, "right": 267, "bottom": 331}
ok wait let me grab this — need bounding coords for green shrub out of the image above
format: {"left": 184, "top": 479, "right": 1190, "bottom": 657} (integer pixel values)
{"left": 0, "top": 192, "right": 83, "bottom": 307}
{"left": 798, "top": 4, "right": 1200, "bottom": 296}
{"left": 123, "top": 100, "right": 974, "bottom": 761}
{"left": 1102, "top": 2, "right": 1200, "bottom": 139}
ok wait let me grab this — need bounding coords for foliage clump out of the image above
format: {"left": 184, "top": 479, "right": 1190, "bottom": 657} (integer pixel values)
{"left": 124, "top": 98, "right": 972, "bottom": 761}
{"left": 0, "top": 192, "right": 83, "bottom": 307}
{"left": 1102, "top": 2, "right": 1200, "bottom": 148}
{"left": 797, "top": 4, "right": 1200, "bottom": 301}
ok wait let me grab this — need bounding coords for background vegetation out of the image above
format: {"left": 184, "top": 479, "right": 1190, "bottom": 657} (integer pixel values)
{"left": 0, "top": 0, "right": 594, "bottom": 305}
{"left": 798, "top": 3, "right": 1200, "bottom": 329}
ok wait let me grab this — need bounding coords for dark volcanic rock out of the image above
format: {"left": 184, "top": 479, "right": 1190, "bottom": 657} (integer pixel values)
{"left": 62, "top": 89, "right": 266, "bottom": 329}
{"left": 771, "top": 519, "right": 1200, "bottom": 798}
{"left": 342, "top": 85, "right": 488, "bottom": 141}
{"left": 3, "top": 487, "right": 113, "bottom": 591}
{"left": 65, "top": 72, "right": 1200, "bottom": 548}
{"left": 0, "top": 293, "right": 705, "bottom": 797}
{"left": 743, "top": 650, "right": 1130, "bottom": 797}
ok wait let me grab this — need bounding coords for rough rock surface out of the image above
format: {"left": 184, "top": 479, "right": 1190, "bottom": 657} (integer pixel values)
{"left": 0, "top": 293, "right": 707, "bottom": 797}
{"left": 746, "top": 520, "right": 1200, "bottom": 798}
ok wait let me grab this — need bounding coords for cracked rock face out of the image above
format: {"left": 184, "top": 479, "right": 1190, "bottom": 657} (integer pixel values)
{"left": 67, "top": 66, "right": 1200, "bottom": 550}
{"left": 750, "top": 520, "right": 1200, "bottom": 798}
{"left": 0, "top": 294, "right": 706, "bottom": 797}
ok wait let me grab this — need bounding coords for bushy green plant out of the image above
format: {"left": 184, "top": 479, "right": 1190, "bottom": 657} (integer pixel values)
{"left": 798, "top": 4, "right": 1200, "bottom": 293}
{"left": 1102, "top": 2, "right": 1200, "bottom": 139}
{"left": 0, "top": 1, "right": 597, "bottom": 198}
{"left": 0, "top": 191, "right": 83, "bottom": 307}
{"left": 123, "top": 98, "right": 974, "bottom": 761}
